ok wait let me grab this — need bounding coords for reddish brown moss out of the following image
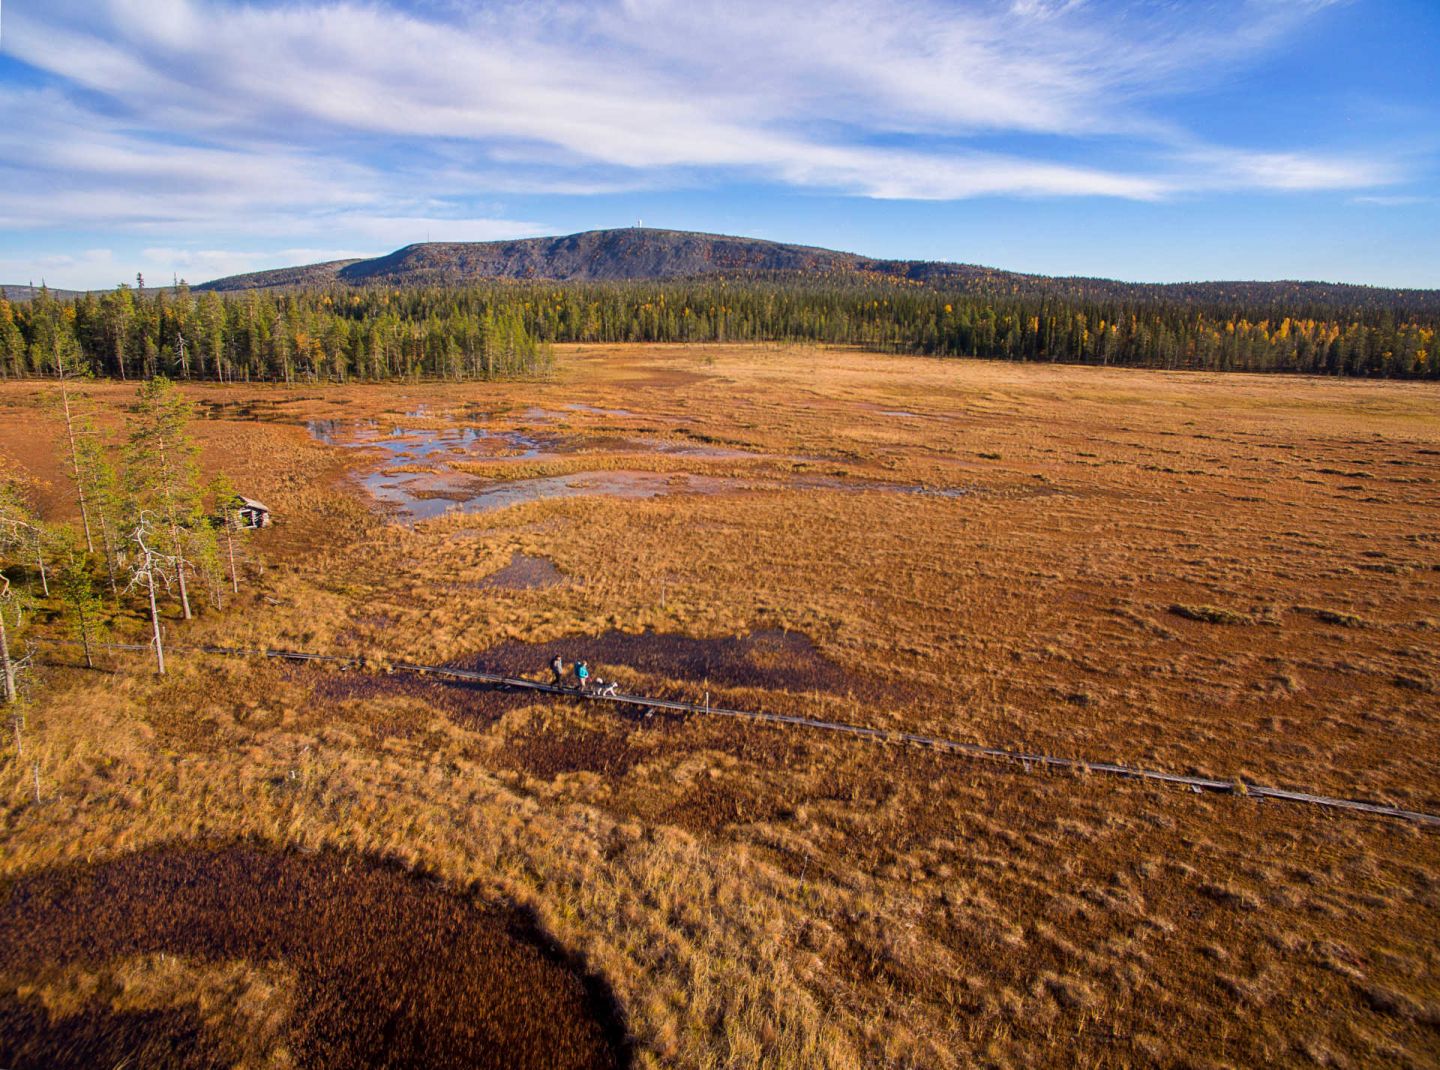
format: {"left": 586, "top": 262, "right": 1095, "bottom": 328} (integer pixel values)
{"left": 0, "top": 843, "right": 626, "bottom": 1070}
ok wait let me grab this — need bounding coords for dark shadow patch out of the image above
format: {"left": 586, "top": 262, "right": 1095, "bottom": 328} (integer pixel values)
{"left": 314, "top": 628, "right": 911, "bottom": 753}
{"left": 0, "top": 843, "right": 628, "bottom": 1070}
{"left": 314, "top": 670, "right": 539, "bottom": 735}
{"left": 318, "top": 628, "right": 877, "bottom": 735}
{"left": 0, "top": 995, "right": 235, "bottom": 1070}
{"left": 476, "top": 552, "right": 565, "bottom": 591}
{"left": 454, "top": 628, "right": 864, "bottom": 697}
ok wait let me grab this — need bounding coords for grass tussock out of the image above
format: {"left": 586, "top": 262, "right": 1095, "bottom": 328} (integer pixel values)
{"left": 1296, "top": 605, "right": 1368, "bottom": 628}
{"left": 1168, "top": 603, "right": 1254, "bottom": 626}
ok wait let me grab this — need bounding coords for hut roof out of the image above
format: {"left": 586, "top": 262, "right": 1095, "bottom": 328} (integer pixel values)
{"left": 236, "top": 496, "right": 271, "bottom": 512}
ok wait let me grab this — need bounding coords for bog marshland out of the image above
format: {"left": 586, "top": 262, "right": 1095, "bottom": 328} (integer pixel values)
{"left": 2, "top": 342, "right": 1439, "bottom": 1068}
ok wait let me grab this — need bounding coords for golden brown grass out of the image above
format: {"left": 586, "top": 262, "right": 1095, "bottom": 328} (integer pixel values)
{"left": 2, "top": 344, "right": 1439, "bottom": 1068}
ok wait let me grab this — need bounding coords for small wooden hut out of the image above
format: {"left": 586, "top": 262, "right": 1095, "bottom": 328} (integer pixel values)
{"left": 234, "top": 496, "right": 273, "bottom": 529}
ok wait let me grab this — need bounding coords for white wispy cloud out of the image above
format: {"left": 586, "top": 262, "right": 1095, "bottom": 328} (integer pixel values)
{"left": 1350, "top": 194, "right": 1432, "bottom": 207}
{"left": 0, "top": 249, "right": 126, "bottom": 290}
{"left": 0, "top": 0, "right": 1409, "bottom": 274}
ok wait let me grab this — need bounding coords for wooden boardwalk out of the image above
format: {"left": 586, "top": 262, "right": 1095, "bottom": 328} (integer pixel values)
{"left": 38, "top": 639, "right": 1440, "bottom": 828}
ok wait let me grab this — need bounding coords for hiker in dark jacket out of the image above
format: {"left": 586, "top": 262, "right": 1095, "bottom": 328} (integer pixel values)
{"left": 574, "top": 660, "right": 590, "bottom": 692}
{"left": 550, "top": 655, "right": 565, "bottom": 686}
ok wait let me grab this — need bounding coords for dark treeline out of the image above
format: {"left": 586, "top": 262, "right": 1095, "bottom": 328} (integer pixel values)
{"left": 2, "top": 275, "right": 1436, "bottom": 380}
{"left": 0, "top": 284, "right": 549, "bottom": 383}
{"left": 512, "top": 276, "right": 1439, "bottom": 378}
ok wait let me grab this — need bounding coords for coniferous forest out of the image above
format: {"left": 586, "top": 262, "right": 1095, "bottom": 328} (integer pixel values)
{"left": 2, "top": 274, "right": 1436, "bottom": 382}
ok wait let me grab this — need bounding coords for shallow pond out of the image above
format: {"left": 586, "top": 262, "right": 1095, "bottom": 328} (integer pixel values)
{"left": 310, "top": 419, "right": 976, "bottom": 520}
{"left": 307, "top": 421, "right": 549, "bottom": 460}
{"left": 310, "top": 420, "right": 762, "bottom": 518}
{"left": 369, "top": 470, "right": 737, "bottom": 521}
{"left": 476, "top": 552, "right": 566, "bottom": 590}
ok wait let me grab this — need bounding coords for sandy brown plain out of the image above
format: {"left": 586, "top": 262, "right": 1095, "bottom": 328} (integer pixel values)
{"left": 1, "top": 343, "right": 1438, "bottom": 1069}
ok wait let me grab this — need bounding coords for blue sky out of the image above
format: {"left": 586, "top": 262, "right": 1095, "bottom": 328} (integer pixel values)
{"left": 1, "top": 0, "right": 1436, "bottom": 289}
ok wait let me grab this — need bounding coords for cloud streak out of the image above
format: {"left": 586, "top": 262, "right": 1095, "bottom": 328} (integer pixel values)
{"left": 0, "top": 0, "right": 1411, "bottom": 284}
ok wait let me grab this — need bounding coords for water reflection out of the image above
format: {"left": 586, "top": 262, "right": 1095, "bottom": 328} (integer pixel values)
{"left": 367, "top": 470, "right": 735, "bottom": 521}
{"left": 307, "top": 421, "right": 548, "bottom": 460}
{"left": 308, "top": 420, "right": 741, "bottom": 520}
{"left": 308, "top": 419, "right": 976, "bottom": 521}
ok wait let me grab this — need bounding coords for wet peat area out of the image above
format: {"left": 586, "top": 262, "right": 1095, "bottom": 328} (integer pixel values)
{"left": 503, "top": 722, "right": 645, "bottom": 779}
{"left": 315, "top": 629, "right": 911, "bottom": 779}
{"left": 475, "top": 552, "right": 566, "bottom": 591}
{"left": 306, "top": 418, "right": 994, "bottom": 523}
{"left": 321, "top": 629, "right": 864, "bottom": 721}
{"left": 307, "top": 420, "right": 755, "bottom": 520}
{"left": 0, "top": 843, "right": 627, "bottom": 1070}
{"left": 455, "top": 628, "right": 858, "bottom": 696}
{"left": 385, "top": 471, "right": 736, "bottom": 521}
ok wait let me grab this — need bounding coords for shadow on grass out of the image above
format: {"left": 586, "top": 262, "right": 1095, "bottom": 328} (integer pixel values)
{"left": 0, "top": 839, "right": 630, "bottom": 1070}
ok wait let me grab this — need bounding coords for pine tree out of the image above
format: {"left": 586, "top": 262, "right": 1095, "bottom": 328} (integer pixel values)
{"left": 101, "top": 285, "right": 136, "bottom": 380}
{"left": 186, "top": 515, "right": 224, "bottom": 611}
{"left": 56, "top": 535, "right": 104, "bottom": 669}
{"left": 73, "top": 414, "right": 125, "bottom": 597}
{"left": 49, "top": 326, "right": 98, "bottom": 552}
{"left": 125, "top": 377, "right": 202, "bottom": 619}
{"left": 207, "top": 474, "right": 247, "bottom": 596}
{"left": 0, "top": 297, "right": 25, "bottom": 379}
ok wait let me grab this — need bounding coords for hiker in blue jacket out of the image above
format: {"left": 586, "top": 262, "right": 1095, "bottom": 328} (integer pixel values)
{"left": 574, "top": 660, "right": 590, "bottom": 692}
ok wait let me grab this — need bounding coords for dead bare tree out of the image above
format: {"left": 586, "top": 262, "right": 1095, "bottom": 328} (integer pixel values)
{"left": 53, "top": 335, "right": 96, "bottom": 552}
{"left": 0, "top": 576, "right": 18, "bottom": 705}
{"left": 0, "top": 484, "right": 43, "bottom": 710}
{"left": 127, "top": 513, "right": 179, "bottom": 676}
{"left": 31, "top": 526, "right": 48, "bottom": 599}
{"left": 214, "top": 484, "right": 243, "bottom": 596}
{"left": 224, "top": 514, "right": 240, "bottom": 594}
{"left": 0, "top": 575, "right": 35, "bottom": 764}
{"left": 0, "top": 518, "right": 46, "bottom": 603}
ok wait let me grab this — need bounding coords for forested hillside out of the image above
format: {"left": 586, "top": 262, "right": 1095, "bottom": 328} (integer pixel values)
{"left": 185, "top": 230, "right": 1440, "bottom": 319}
{"left": 1, "top": 275, "right": 1435, "bottom": 382}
